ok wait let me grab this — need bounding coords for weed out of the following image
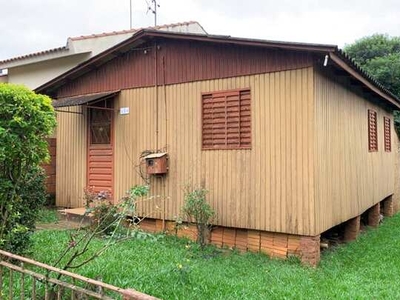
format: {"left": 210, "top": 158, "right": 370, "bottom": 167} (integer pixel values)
{"left": 181, "top": 186, "right": 215, "bottom": 248}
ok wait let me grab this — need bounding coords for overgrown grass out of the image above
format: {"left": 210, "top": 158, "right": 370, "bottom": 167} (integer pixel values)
{"left": 28, "top": 214, "right": 400, "bottom": 299}
{"left": 36, "top": 208, "right": 59, "bottom": 224}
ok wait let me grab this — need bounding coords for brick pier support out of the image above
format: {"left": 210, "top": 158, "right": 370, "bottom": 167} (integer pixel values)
{"left": 382, "top": 196, "right": 394, "bottom": 217}
{"left": 299, "top": 235, "right": 320, "bottom": 266}
{"left": 367, "top": 203, "right": 380, "bottom": 227}
{"left": 343, "top": 216, "right": 360, "bottom": 242}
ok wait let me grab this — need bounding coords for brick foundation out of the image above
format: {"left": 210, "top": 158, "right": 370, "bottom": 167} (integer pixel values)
{"left": 367, "top": 203, "right": 380, "bottom": 227}
{"left": 139, "top": 218, "right": 320, "bottom": 266}
{"left": 382, "top": 196, "right": 394, "bottom": 217}
{"left": 343, "top": 216, "right": 360, "bottom": 242}
{"left": 137, "top": 196, "right": 397, "bottom": 268}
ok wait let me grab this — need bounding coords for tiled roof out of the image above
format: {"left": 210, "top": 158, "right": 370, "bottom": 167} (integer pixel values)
{"left": 69, "top": 21, "right": 202, "bottom": 41}
{"left": 0, "top": 21, "right": 203, "bottom": 65}
{"left": 0, "top": 46, "right": 68, "bottom": 64}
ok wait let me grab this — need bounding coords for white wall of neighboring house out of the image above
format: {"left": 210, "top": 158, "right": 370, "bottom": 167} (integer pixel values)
{"left": 0, "top": 21, "right": 207, "bottom": 90}
{"left": 70, "top": 22, "right": 206, "bottom": 55}
{"left": 5, "top": 52, "right": 91, "bottom": 89}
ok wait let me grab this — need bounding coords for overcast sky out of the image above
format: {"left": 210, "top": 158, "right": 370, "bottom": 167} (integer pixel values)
{"left": 1, "top": 0, "right": 400, "bottom": 60}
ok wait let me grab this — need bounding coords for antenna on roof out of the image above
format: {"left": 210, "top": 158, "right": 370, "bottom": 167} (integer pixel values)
{"left": 146, "top": 0, "right": 160, "bottom": 26}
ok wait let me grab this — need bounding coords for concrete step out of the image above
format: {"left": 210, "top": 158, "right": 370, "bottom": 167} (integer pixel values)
{"left": 58, "top": 207, "right": 93, "bottom": 225}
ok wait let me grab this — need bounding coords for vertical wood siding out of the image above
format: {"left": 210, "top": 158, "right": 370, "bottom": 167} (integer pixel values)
{"left": 57, "top": 40, "right": 313, "bottom": 98}
{"left": 112, "top": 68, "right": 315, "bottom": 235}
{"left": 56, "top": 107, "right": 87, "bottom": 207}
{"left": 314, "top": 67, "right": 395, "bottom": 234}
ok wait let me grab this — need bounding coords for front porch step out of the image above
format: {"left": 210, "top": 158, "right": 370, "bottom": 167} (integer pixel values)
{"left": 58, "top": 207, "right": 93, "bottom": 225}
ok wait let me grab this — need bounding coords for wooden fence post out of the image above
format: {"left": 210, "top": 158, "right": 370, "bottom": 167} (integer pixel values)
{"left": 122, "top": 289, "right": 159, "bottom": 300}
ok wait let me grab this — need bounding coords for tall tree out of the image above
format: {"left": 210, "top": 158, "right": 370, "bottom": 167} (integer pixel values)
{"left": 344, "top": 34, "right": 400, "bottom": 97}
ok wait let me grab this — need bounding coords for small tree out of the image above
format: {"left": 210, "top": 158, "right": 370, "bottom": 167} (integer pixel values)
{"left": 181, "top": 186, "right": 215, "bottom": 248}
{"left": 0, "top": 83, "right": 56, "bottom": 253}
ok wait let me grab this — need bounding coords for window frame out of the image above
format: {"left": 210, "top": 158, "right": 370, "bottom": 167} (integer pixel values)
{"left": 384, "top": 116, "right": 391, "bottom": 152}
{"left": 368, "top": 109, "right": 378, "bottom": 152}
{"left": 201, "top": 88, "right": 251, "bottom": 150}
{"left": 88, "top": 98, "right": 114, "bottom": 146}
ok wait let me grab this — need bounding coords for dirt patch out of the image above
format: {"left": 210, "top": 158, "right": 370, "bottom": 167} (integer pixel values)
{"left": 36, "top": 220, "right": 87, "bottom": 231}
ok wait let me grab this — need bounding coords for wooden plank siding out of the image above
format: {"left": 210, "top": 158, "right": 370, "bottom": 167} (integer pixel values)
{"left": 56, "top": 40, "right": 314, "bottom": 98}
{"left": 55, "top": 106, "right": 87, "bottom": 207}
{"left": 54, "top": 65, "right": 396, "bottom": 236}
{"left": 111, "top": 68, "right": 315, "bottom": 235}
{"left": 313, "top": 67, "right": 395, "bottom": 234}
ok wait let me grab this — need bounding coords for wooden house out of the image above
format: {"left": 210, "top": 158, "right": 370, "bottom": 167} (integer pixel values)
{"left": 36, "top": 30, "right": 400, "bottom": 265}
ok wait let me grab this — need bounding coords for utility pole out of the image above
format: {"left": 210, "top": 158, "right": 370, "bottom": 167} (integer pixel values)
{"left": 130, "top": 0, "right": 133, "bottom": 29}
{"left": 153, "top": 0, "right": 157, "bottom": 26}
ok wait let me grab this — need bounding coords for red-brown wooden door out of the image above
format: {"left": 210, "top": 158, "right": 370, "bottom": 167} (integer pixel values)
{"left": 87, "top": 99, "right": 114, "bottom": 198}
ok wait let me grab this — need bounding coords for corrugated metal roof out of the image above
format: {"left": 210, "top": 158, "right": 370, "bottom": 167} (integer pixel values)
{"left": 52, "top": 91, "right": 119, "bottom": 108}
{"left": 335, "top": 48, "right": 400, "bottom": 103}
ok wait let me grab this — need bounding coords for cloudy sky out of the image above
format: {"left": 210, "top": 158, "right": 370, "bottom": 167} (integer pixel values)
{"left": 1, "top": 0, "right": 400, "bottom": 60}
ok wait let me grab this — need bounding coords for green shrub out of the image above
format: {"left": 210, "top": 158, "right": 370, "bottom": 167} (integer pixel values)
{"left": 0, "top": 83, "right": 56, "bottom": 254}
{"left": 3, "top": 167, "right": 48, "bottom": 253}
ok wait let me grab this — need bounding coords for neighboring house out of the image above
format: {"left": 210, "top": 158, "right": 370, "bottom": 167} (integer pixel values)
{"left": 0, "top": 21, "right": 206, "bottom": 90}
{"left": 36, "top": 29, "right": 400, "bottom": 265}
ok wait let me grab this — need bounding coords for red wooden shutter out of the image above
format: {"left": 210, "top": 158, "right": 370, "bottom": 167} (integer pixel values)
{"left": 368, "top": 110, "right": 378, "bottom": 152}
{"left": 202, "top": 89, "right": 251, "bottom": 150}
{"left": 239, "top": 90, "right": 251, "bottom": 148}
{"left": 384, "top": 116, "right": 391, "bottom": 152}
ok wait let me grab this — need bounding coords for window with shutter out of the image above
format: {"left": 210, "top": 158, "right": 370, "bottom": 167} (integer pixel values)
{"left": 384, "top": 116, "right": 391, "bottom": 152}
{"left": 368, "top": 109, "right": 378, "bottom": 152}
{"left": 202, "top": 89, "right": 251, "bottom": 150}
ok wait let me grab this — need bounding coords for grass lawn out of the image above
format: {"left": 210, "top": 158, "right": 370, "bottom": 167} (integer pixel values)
{"left": 29, "top": 214, "right": 400, "bottom": 299}
{"left": 36, "top": 208, "right": 59, "bottom": 223}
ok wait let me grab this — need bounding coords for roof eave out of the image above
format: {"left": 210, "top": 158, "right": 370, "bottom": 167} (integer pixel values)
{"left": 35, "top": 30, "right": 338, "bottom": 94}
{"left": 1, "top": 50, "right": 91, "bottom": 69}
{"left": 36, "top": 30, "right": 400, "bottom": 110}
{"left": 141, "top": 29, "right": 338, "bottom": 52}
{"left": 329, "top": 51, "right": 400, "bottom": 109}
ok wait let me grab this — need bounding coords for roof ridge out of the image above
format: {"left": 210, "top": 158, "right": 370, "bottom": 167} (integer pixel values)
{"left": 69, "top": 21, "right": 200, "bottom": 41}
{"left": 0, "top": 46, "right": 68, "bottom": 65}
